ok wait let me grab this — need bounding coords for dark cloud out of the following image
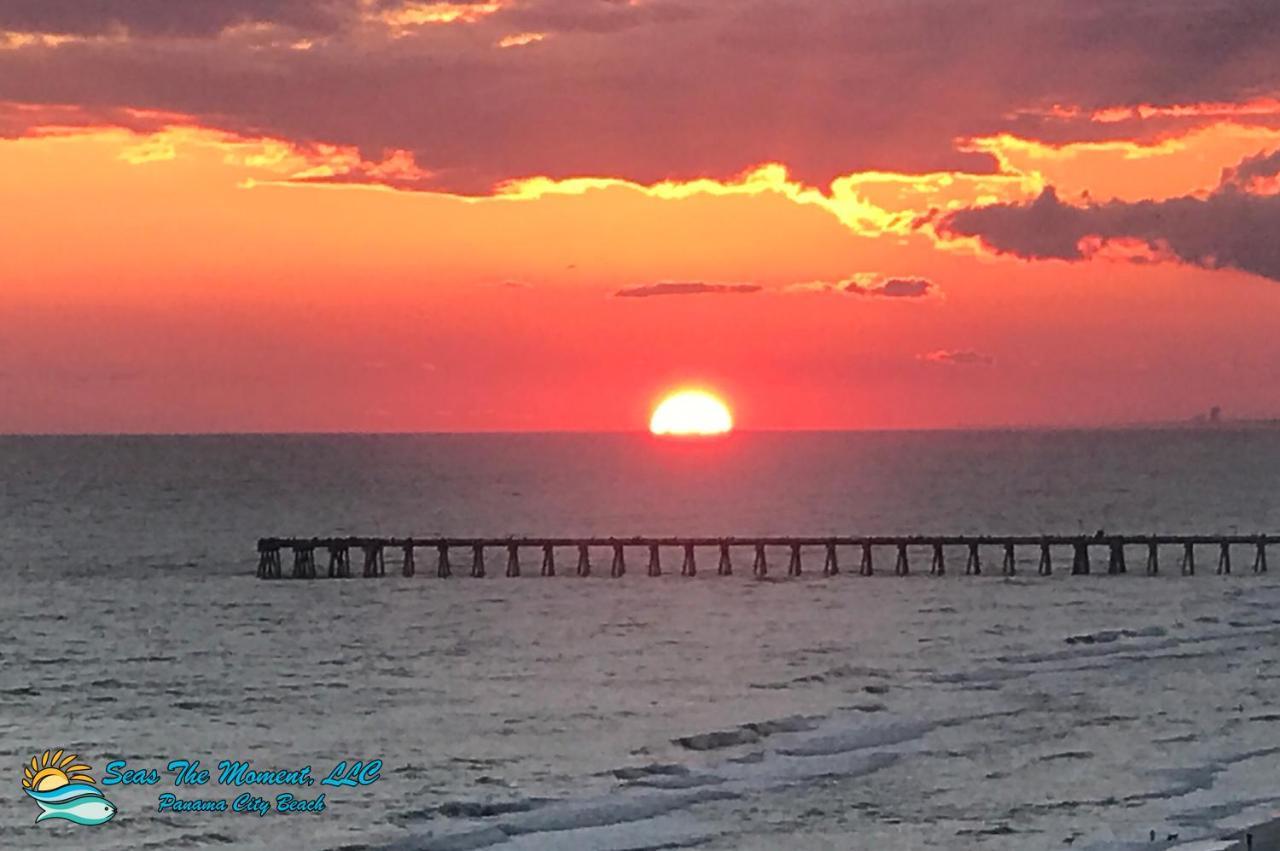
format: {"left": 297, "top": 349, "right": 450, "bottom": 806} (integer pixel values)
{"left": 615, "top": 282, "right": 761, "bottom": 298}
{"left": 919, "top": 350, "right": 995, "bottom": 366}
{"left": 940, "top": 180, "right": 1280, "bottom": 283}
{"left": 1002, "top": 103, "right": 1280, "bottom": 151}
{"left": 1222, "top": 147, "right": 1280, "bottom": 190}
{"left": 0, "top": 0, "right": 355, "bottom": 38}
{"left": 0, "top": 100, "right": 190, "bottom": 139}
{"left": 0, "top": 1, "right": 1278, "bottom": 191}
{"left": 845, "top": 277, "right": 935, "bottom": 298}
{"left": 940, "top": 188, "right": 1089, "bottom": 261}
{"left": 497, "top": 0, "right": 697, "bottom": 35}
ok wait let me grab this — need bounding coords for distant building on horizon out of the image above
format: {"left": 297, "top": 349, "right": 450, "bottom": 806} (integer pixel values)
{"left": 1190, "top": 405, "right": 1222, "bottom": 425}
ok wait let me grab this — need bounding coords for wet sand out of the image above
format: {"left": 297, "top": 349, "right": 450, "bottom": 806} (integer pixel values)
{"left": 1225, "top": 818, "right": 1280, "bottom": 849}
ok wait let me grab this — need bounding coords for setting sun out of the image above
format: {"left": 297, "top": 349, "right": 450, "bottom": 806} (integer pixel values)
{"left": 649, "top": 391, "right": 734, "bottom": 436}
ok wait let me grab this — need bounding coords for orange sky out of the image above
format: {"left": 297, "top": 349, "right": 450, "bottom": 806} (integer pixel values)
{"left": 2, "top": 2, "right": 1280, "bottom": 432}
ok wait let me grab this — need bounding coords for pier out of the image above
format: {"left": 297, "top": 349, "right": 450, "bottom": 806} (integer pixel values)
{"left": 256, "top": 534, "right": 1275, "bottom": 579}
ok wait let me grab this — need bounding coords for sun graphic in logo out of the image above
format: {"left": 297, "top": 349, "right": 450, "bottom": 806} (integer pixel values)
{"left": 21, "top": 750, "right": 117, "bottom": 826}
{"left": 23, "top": 750, "right": 95, "bottom": 792}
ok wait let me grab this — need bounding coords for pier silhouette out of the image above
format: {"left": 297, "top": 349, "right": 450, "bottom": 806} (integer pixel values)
{"left": 255, "top": 534, "right": 1272, "bottom": 579}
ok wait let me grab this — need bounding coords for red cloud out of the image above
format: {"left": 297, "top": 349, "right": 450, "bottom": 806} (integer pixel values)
{"left": 615, "top": 282, "right": 761, "bottom": 298}
{"left": 2, "top": 2, "right": 1278, "bottom": 192}
{"left": 919, "top": 350, "right": 995, "bottom": 366}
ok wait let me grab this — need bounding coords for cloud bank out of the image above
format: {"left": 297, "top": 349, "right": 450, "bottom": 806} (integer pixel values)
{"left": 0, "top": 0, "right": 357, "bottom": 38}
{"left": 2, "top": 1, "right": 1279, "bottom": 192}
{"left": 940, "top": 148, "right": 1280, "bottom": 283}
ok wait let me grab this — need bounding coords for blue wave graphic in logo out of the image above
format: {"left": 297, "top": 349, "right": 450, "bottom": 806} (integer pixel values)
{"left": 25, "top": 783, "right": 117, "bottom": 825}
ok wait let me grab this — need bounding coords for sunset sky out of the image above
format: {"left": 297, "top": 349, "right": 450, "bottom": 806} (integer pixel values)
{"left": 2, "top": 0, "right": 1280, "bottom": 432}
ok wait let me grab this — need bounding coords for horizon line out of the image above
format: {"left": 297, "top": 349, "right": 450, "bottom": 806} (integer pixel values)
{"left": 0, "top": 421, "right": 1271, "bottom": 439}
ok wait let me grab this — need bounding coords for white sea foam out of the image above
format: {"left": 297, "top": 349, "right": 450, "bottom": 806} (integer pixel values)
{"left": 772, "top": 718, "right": 937, "bottom": 757}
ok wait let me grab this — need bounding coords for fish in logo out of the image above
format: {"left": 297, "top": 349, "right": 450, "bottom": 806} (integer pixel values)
{"left": 21, "top": 750, "right": 117, "bottom": 826}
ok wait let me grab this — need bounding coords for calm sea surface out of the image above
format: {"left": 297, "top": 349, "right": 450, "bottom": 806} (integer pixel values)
{"left": 3, "top": 431, "right": 1280, "bottom": 850}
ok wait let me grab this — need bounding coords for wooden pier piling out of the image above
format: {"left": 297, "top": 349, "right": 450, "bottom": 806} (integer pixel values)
{"left": 361, "top": 544, "right": 383, "bottom": 578}
{"left": 1072, "top": 542, "right": 1090, "bottom": 575}
{"left": 291, "top": 544, "right": 316, "bottom": 579}
{"left": 1002, "top": 542, "right": 1016, "bottom": 576}
{"left": 254, "top": 534, "right": 1280, "bottom": 581}
{"left": 682, "top": 543, "right": 697, "bottom": 577}
{"left": 966, "top": 542, "right": 981, "bottom": 575}
{"left": 1108, "top": 542, "right": 1126, "bottom": 575}
{"left": 788, "top": 543, "right": 803, "bottom": 577}
{"left": 894, "top": 543, "right": 909, "bottom": 576}
{"left": 328, "top": 544, "right": 349, "bottom": 578}
{"left": 257, "top": 545, "right": 282, "bottom": 579}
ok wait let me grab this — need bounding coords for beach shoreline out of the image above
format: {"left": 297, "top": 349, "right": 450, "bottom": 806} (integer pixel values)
{"left": 1223, "top": 817, "right": 1280, "bottom": 850}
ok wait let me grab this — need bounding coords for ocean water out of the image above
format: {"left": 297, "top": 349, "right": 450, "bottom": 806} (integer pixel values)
{"left": 3, "top": 430, "right": 1280, "bottom": 850}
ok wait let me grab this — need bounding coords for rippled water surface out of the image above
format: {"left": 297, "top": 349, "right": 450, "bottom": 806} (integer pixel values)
{"left": 3, "top": 431, "right": 1280, "bottom": 850}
